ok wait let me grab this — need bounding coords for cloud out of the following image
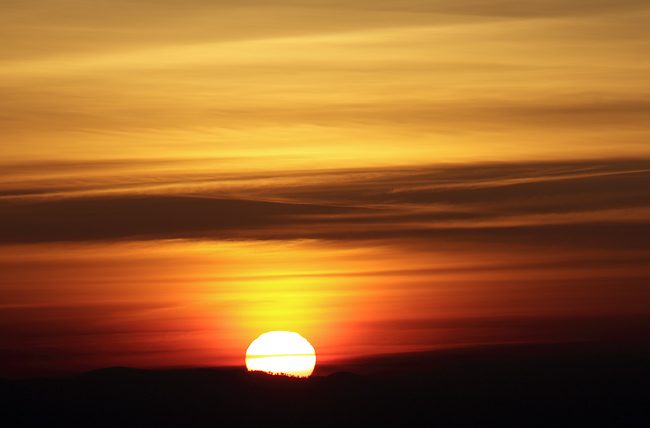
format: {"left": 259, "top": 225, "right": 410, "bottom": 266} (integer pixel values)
{"left": 0, "top": 195, "right": 364, "bottom": 243}
{"left": 1, "top": 158, "right": 648, "bottom": 249}
{"left": 3, "top": 0, "right": 648, "bottom": 166}
{"left": 372, "top": 313, "right": 650, "bottom": 338}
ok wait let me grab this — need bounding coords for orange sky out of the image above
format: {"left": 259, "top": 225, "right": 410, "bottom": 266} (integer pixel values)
{"left": 1, "top": 0, "right": 649, "bottom": 376}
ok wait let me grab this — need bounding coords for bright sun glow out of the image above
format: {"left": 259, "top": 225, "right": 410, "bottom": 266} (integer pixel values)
{"left": 245, "top": 331, "right": 316, "bottom": 377}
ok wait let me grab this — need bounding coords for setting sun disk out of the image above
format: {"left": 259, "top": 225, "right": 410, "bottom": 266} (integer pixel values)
{"left": 245, "top": 331, "right": 316, "bottom": 377}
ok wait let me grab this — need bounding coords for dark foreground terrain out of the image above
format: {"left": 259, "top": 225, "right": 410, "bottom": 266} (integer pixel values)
{"left": 2, "top": 342, "right": 649, "bottom": 427}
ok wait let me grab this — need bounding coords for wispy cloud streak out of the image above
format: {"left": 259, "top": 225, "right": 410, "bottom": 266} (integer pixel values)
{"left": 1, "top": 159, "right": 648, "bottom": 246}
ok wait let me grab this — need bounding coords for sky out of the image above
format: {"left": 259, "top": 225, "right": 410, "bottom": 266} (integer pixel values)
{"left": 1, "top": 0, "right": 649, "bottom": 377}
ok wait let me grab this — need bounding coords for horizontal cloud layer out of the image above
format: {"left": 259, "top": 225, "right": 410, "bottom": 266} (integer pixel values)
{"left": 2, "top": 158, "right": 648, "bottom": 248}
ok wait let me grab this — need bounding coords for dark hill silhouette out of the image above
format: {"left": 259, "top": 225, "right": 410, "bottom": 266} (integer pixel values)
{"left": 2, "top": 341, "right": 649, "bottom": 427}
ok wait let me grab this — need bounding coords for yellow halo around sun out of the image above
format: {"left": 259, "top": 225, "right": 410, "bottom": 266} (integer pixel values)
{"left": 245, "top": 331, "right": 316, "bottom": 377}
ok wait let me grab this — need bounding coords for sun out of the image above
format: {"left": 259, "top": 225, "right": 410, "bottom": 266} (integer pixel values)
{"left": 245, "top": 331, "right": 316, "bottom": 377}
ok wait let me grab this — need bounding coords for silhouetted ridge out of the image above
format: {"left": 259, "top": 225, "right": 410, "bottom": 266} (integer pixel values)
{"left": 325, "top": 371, "right": 367, "bottom": 381}
{"left": 2, "top": 342, "right": 649, "bottom": 428}
{"left": 76, "top": 366, "right": 148, "bottom": 379}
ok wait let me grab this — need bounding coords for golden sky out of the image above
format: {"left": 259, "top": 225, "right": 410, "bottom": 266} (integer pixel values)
{"left": 1, "top": 0, "right": 649, "bottom": 376}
